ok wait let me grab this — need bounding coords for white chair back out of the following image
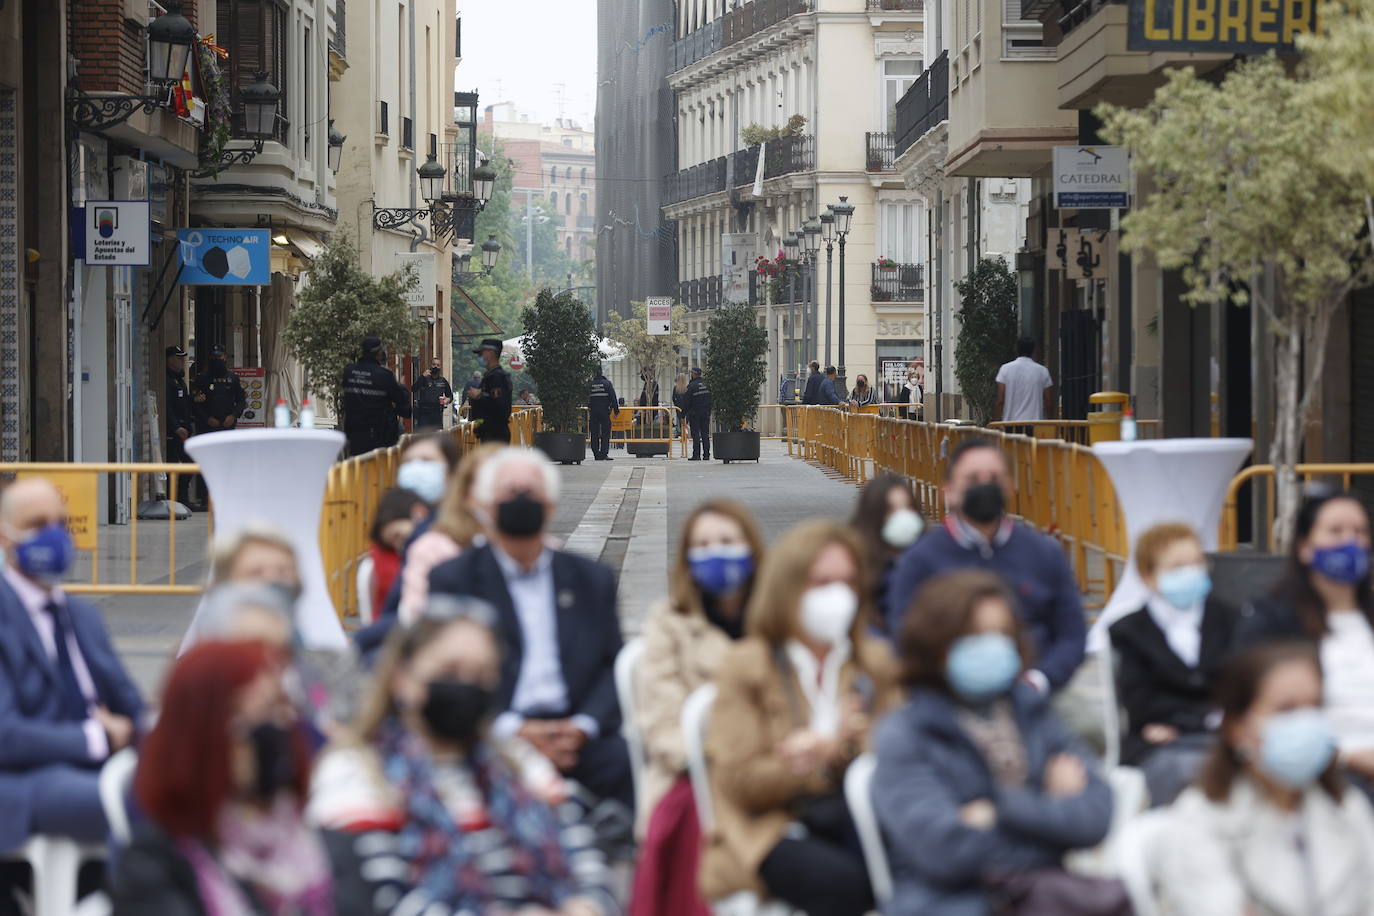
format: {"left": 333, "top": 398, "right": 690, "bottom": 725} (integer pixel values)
{"left": 100, "top": 747, "right": 139, "bottom": 847}
{"left": 681, "top": 684, "right": 718, "bottom": 833}
{"left": 2, "top": 836, "right": 103, "bottom": 916}
{"left": 356, "top": 555, "right": 376, "bottom": 625}
{"left": 1096, "top": 642, "right": 1124, "bottom": 770}
{"left": 1112, "top": 808, "right": 1171, "bottom": 916}
{"left": 614, "top": 638, "right": 647, "bottom": 810}
{"left": 843, "top": 753, "right": 894, "bottom": 906}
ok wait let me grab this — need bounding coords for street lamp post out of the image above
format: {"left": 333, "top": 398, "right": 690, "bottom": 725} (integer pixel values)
{"left": 820, "top": 211, "right": 835, "bottom": 366}
{"left": 830, "top": 196, "right": 855, "bottom": 392}
{"left": 453, "top": 234, "right": 503, "bottom": 285}
{"left": 66, "top": 1, "right": 197, "bottom": 130}
{"left": 783, "top": 235, "right": 800, "bottom": 376}
{"left": 791, "top": 228, "right": 808, "bottom": 369}
{"left": 802, "top": 217, "right": 822, "bottom": 369}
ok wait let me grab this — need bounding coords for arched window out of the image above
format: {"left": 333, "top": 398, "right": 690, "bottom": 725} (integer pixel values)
{"left": 550, "top": 166, "right": 557, "bottom": 183}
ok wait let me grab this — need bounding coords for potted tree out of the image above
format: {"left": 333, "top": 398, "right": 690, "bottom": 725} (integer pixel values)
{"left": 521, "top": 288, "right": 601, "bottom": 464}
{"left": 704, "top": 303, "right": 769, "bottom": 463}
{"left": 604, "top": 300, "right": 690, "bottom": 457}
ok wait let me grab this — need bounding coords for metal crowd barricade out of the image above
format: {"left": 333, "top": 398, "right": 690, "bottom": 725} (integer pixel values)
{"left": 1219, "top": 463, "right": 1374, "bottom": 551}
{"left": 988, "top": 419, "right": 1160, "bottom": 444}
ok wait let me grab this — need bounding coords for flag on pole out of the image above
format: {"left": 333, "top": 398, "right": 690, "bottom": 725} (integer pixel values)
{"left": 752, "top": 141, "right": 766, "bottom": 198}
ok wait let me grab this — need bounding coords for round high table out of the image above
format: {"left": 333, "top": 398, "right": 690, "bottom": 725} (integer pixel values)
{"left": 184, "top": 428, "right": 348, "bottom": 651}
{"left": 1086, "top": 437, "right": 1253, "bottom": 650}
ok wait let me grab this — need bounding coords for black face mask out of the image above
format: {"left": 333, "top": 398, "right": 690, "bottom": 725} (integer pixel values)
{"left": 961, "top": 482, "right": 1006, "bottom": 524}
{"left": 209, "top": 358, "right": 228, "bottom": 375}
{"left": 430, "top": 367, "right": 441, "bottom": 376}
{"left": 248, "top": 722, "right": 295, "bottom": 801}
{"left": 496, "top": 492, "right": 546, "bottom": 537}
{"left": 421, "top": 679, "right": 492, "bottom": 744}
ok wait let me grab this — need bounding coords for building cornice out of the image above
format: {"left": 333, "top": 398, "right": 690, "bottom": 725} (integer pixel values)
{"left": 894, "top": 121, "right": 948, "bottom": 200}
{"left": 668, "top": 14, "right": 817, "bottom": 92}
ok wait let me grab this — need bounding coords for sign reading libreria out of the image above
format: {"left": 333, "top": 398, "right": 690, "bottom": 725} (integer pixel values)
{"left": 1127, "top": 0, "right": 1326, "bottom": 52}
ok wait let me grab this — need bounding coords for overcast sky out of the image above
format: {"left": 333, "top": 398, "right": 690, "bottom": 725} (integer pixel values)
{"left": 457, "top": 0, "right": 598, "bottom": 129}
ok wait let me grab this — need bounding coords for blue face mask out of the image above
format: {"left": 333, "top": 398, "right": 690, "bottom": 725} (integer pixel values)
{"left": 946, "top": 633, "right": 1022, "bottom": 702}
{"left": 13, "top": 523, "right": 75, "bottom": 586}
{"left": 1156, "top": 564, "right": 1212, "bottom": 609}
{"left": 687, "top": 544, "right": 754, "bottom": 597}
{"left": 1259, "top": 707, "right": 1336, "bottom": 789}
{"left": 1309, "top": 541, "right": 1370, "bottom": 585}
{"left": 397, "top": 459, "right": 448, "bottom": 505}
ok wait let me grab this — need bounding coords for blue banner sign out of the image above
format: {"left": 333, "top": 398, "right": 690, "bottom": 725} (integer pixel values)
{"left": 175, "top": 229, "right": 271, "bottom": 285}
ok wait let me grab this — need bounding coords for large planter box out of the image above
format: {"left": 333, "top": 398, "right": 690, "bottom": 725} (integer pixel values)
{"left": 713, "top": 430, "right": 761, "bottom": 463}
{"left": 534, "top": 432, "right": 586, "bottom": 465}
{"left": 627, "top": 441, "right": 670, "bottom": 457}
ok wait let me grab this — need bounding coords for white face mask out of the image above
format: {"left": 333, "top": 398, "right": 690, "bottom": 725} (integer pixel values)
{"left": 882, "top": 509, "right": 925, "bottom": 548}
{"left": 799, "top": 582, "right": 858, "bottom": 646}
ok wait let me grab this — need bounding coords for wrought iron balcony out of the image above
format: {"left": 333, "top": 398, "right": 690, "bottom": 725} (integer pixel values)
{"left": 671, "top": 18, "right": 723, "bottom": 72}
{"left": 866, "top": 132, "right": 896, "bottom": 171}
{"left": 679, "top": 277, "right": 723, "bottom": 310}
{"left": 871, "top": 263, "right": 926, "bottom": 303}
{"left": 331, "top": 0, "right": 346, "bottom": 58}
{"left": 894, "top": 52, "right": 948, "bottom": 156}
{"left": 1055, "top": 0, "right": 1123, "bottom": 37}
{"left": 732, "top": 133, "right": 815, "bottom": 185}
{"left": 867, "top": 0, "right": 922, "bottom": 9}
{"left": 664, "top": 156, "right": 729, "bottom": 205}
{"left": 722, "top": 0, "right": 811, "bottom": 47}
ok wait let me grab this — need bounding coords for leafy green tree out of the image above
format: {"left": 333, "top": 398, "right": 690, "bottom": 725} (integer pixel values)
{"left": 283, "top": 234, "right": 424, "bottom": 408}
{"left": 1098, "top": 56, "right": 1374, "bottom": 550}
{"left": 704, "top": 304, "right": 769, "bottom": 430}
{"left": 520, "top": 289, "right": 601, "bottom": 433}
{"left": 1302, "top": 4, "right": 1374, "bottom": 238}
{"left": 603, "top": 300, "right": 689, "bottom": 395}
{"left": 953, "top": 257, "right": 1019, "bottom": 425}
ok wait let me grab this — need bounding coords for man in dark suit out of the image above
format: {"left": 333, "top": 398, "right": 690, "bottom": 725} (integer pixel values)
{"left": 801, "top": 360, "right": 823, "bottom": 406}
{"left": 428, "top": 447, "right": 631, "bottom": 808}
{"left": 0, "top": 479, "right": 144, "bottom": 851}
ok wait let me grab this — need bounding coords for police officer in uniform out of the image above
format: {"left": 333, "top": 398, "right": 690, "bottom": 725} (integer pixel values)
{"left": 686, "top": 366, "right": 713, "bottom": 461}
{"left": 341, "top": 336, "right": 412, "bottom": 457}
{"left": 192, "top": 344, "right": 247, "bottom": 434}
{"left": 412, "top": 356, "right": 454, "bottom": 431}
{"left": 466, "top": 338, "right": 512, "bottom": 444}
{"left": 165, "top": 345, "right": 197, "bottom": 507}
{"left": 588, "top": 369, "right": 619, "bottom": 461}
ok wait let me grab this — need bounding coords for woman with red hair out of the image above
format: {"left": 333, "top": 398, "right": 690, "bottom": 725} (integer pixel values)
{"left": 109, "top": 641, "right": 375, "bottom": 915}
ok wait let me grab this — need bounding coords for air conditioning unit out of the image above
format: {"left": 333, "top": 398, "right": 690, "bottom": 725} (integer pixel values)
{"left": 113, "top": 157, "right": 150, "bottom": 201}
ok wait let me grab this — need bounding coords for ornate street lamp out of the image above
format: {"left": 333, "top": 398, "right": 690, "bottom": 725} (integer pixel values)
{"left": 67, "top": 1, "right": 197, "bottom": 131}
{"left": 820, "top": 211, "right": 836, "bottom": 365}
{"left": 783, "top": 235, "right": 801, "bottom": 374}
{"left": 802, "top": 218, "right": 822, "bottom": 365}
{"left": 453, "top": 235, "right": 503, "bottom": 285}
{"left": 829, "top": 196, "right": 856, "bottom": 392}
{"left": 419, "top": 153, "right": 447, "bottom": 204}
{"left": 480, "top": 234, "right": 502, "bottom": 270}
{"left": 192, "top": 73, "right": 282, "bottom": 177}
{"left": 473, "top": 159, "right": 498, "bottom": 205}
{"left": 328, "top": 121, "right": 346, "bottom": 173}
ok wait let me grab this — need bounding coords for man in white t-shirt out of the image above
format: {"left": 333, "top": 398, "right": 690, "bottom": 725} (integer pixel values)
{"left": 995, "top": 337, "right": 1054, "bottom": 423}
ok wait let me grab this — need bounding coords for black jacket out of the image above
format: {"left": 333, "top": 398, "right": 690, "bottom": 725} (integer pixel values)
{"left": 802, "top": 371, "right": 823, "bottom": 406}
{"left": 108, "top": 822, "right": 379, "bottom": 916}
{"left": 686, "top": 377, "right": 712, "bottom": 415}
{"left": 588, "top": 375, "right": 619, "bottom": 417}
{"left": 341, "top": 356, "right": 411, "bottom": 453}
{"left": 166, "top": 369, "right": 195, "bottom": 436}
{"left": 428, "top": 545, "right": 624, "bottom": 736}
{"left": 412, "top": 372, "right": 454, "bottom": 413}
{"left": 1109, "top": 596, "right": 1236, "bottom": 765}
{"left": 1231, "top": 592, "right": 1314, "bottom": 650}
{"left": 191, "top": 362, "right": 246, "bottom": 429}
{"left": 469, "top": 364, "right": 513, "bottom": 440}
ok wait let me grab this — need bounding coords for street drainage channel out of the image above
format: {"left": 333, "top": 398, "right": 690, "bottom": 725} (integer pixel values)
{"left": 597, "top": 466, "right": 644, "bottom": 574}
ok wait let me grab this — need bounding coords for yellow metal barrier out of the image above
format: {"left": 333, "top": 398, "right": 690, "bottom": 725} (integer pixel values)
{"left": 988, "top": 419, "right": 1160, "bottom": 445}
{"left": 1219, "top": 463, "right": 1374, "bottom": 551}
{"left": 577, "top": 406, "right": 688, "bottom": 457}
{"left": 785, "top": 408, "right": 1128, "bottom": 606}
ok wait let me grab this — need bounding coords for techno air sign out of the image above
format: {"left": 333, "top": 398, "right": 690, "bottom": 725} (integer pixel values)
{"left": 1127, "top": 0, "right": 1327, "bottom": 52}
{"left": 175, "top": 229, "right": 271, "bottom": 286}
{"left": 1053, "top": 146, "right": 1130, "bottom": 210}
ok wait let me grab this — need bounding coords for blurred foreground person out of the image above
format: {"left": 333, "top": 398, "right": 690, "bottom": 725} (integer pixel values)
{"left": 366, "top": 489, "right": 425, "bottom": 614}
{"left": 1156, "top": 642, "right": 1374, "bottom": 916}
{"left": 631, "top": 501, "right": 765, "bottom": 916}
{"left": 308, "top": 602, "right": 617, "bottom": 915}
{"left": 874, "top": 570, "right": 1121, "bottom": 916}
{"left": 849, "top": 474, "right": 923, "bottom": 625}
{"left": 700, "top": 521, "right": 899, "bottom": 916}
{"left": 110, "top": 641, "right": 376, "bottom": 915}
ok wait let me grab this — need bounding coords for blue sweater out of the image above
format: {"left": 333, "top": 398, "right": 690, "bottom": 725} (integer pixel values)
{"left": 886, "top": 521, "right": 1086, "bottom": 689}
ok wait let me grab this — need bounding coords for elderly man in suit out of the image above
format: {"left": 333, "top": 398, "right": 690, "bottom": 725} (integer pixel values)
{"left": 0, "top": 478, "right": 144, "bottom": 852}
{"left": 428, "top": 447, "right": 632, "bottom": 808}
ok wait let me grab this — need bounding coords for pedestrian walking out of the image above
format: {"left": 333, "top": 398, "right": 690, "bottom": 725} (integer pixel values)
{"left": 801, "top": 360, "right": 823, "bottom": 406}
{"left": 341, "top": 337, "right": 412, "bottom": 457}
{"left": 686, "top": 367, "right": 712, "bottom": 461}
{"left": 192, "top": 343, "right": 247, "bottom": 433}
{"left": 818, "top": 366, "right": 841, "bottom": 406}
{"left": 411, "top": 356, "right": 454, "bottom": 431}
{"left": 466, "top": 338, "right": 513, "bottom": 444}
{"left": 164, "top": 345, "right": 197, "bottom": 507}
{"left": 588, "top": 369, "right": 619, "bottom": 461}
{"left": 995, "top": 336, "right": 1054, "bottom": 423}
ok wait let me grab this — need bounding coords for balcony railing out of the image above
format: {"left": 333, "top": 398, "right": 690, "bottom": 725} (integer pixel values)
{"left": 664, "top": 156, "right": 728, "bottom": 204}
{"left": 1055, "top": 0, "right": 1123, "bottom": 36}
{"left": 732, "top": 133, "right": 815, "bottom": 185}
{"left": 331, "top": 0, "right": 346, "bottom": 58}
{"left": 866, "top": 132, "right": 896, "bottom": 171}
{"left": 671, "top": 18, "right": 723, "bottom": 72}
{"left": 871, "top": 263, "right": 926, "bottom": 302}
{"left": 679, "top": 277, "right": 723, "bottom": 310}
{"left": 895, "top": 52, "right": 949, "bottom": 156}
{"left": 867, "top": 0, "right": 922, "bottom": 9}
{"left": 723, "top": 0, "right": 811, "bottom": 46}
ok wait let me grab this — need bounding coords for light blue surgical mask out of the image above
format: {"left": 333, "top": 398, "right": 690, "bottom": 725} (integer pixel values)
{"left": 946, "top": 633, "right": 1021, "bottom": 702}
{"left": 1259, "top": 707, "right": 1335, "bottom": 789}
{"left": 397, "top": 459, "right": 448, "bottom": 505}
{"left": 1156, "top": 564, "right": 1212, "bottom": 610}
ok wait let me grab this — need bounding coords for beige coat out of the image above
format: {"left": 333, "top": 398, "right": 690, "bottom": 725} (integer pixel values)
{"left": 635, "top": 599, "right": 735, "bottom": 835}
{"left": 1157, "top": 779, "right": 1374, "bottom": 916}
{"left": 698, "top": 636, "right": 900, "bottom": 902}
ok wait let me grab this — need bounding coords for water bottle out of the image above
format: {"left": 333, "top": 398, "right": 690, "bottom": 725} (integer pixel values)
{"left": 299, "top": 398, "right": 315, "bottom": 429}
{"left": 1120, "top": 407, "right": 1137, "bottom": 442}
{"left": 273, "top": 398, "right": 290, "bottom": 428}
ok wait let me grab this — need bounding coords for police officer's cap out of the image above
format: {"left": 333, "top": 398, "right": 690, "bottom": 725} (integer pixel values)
{"left": 165, "top": 345, "right": 187, "bottom": 357}
{"left": 361, "top": 336, "right": 383, "bottom": 354}
{"left": 691, "top": 366, "right": 703, "bottom": 375}
{"left": 472, "top": 338, "right": 503, "bottom": 356}
{"left": 208, "top": 343, "right": 226, "bottom": 357}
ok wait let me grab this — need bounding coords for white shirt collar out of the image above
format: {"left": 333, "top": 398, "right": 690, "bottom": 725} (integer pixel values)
{"left": 1146, "top": 594, "right": 1204, "bottom": 668}
{"left": 785, "top": 639, "right": 852, "bottom": 738}
{"left": 491, "top": 543, "right": 552, "bottom": 580}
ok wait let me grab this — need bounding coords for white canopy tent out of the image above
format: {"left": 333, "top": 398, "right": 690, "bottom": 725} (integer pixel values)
{"left": 502, "top": 334, "right": 628, "bottom": 364}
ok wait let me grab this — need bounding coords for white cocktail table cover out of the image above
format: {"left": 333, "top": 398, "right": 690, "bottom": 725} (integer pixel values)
{"left": 184, "top": 429, "right": 348, "bottom": 651}
{"left": 1086, "top": 437, "right": 1252, "bottom": 650}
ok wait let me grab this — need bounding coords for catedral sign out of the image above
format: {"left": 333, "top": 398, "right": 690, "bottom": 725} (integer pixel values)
{"left": 1128, "top": 0, "right": 1326, "bottom": 52}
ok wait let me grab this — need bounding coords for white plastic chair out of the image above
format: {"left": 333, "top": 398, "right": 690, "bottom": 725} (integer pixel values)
{"left": 1112, "top": 808, "right": 1171, "bottom": 916}
{"left": 614, "top": 638, "right": 647, "bottom": 812}
{"left": 844, "top": 753, "right": 893, "bottom": 907}
{"left": 1095, "top": 642, "right": 1124, "bottom": 770}
{"left": 100, "top": 747, "right": 138, "bottom": 847}
{"left": 356, "top": 555, "right": 376, "bottom": 625}
{"left": 1, "top": 835, "right": 103, "bottom": 916}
